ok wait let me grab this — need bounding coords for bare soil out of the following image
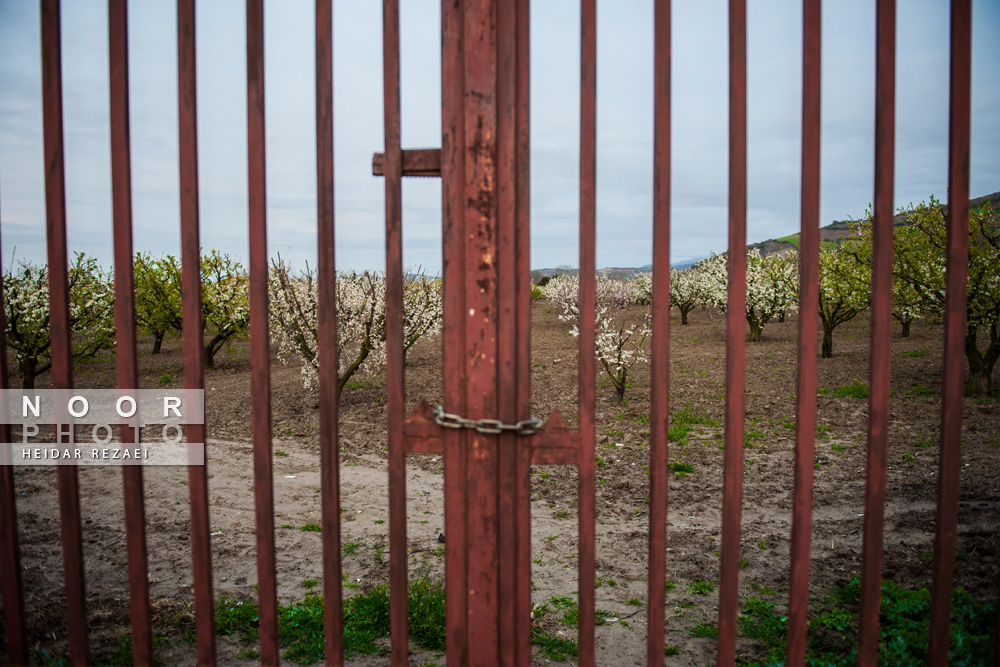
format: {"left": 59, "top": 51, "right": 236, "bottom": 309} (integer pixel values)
{"left": 2, "top": 302, "right": 998, "bottom": 665}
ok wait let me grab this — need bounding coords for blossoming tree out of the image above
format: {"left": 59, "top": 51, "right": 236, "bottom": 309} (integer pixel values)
{"left": 547, "top": 274, "right": 651, "bottom": 404}
{"left": 700, "top": 248, "right": 798, "bottom": 342}
{"left": 269, "top": 258, "right": 443, "bottom": 390}
{"left": 3, "top": 253, "right": 114, "bottom": 388}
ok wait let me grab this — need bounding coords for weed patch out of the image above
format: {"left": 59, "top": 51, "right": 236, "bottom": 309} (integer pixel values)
{"left": 834, "top": 381, "right": 868, "bottom": 399}
{"left": 736, "top": 577, "right": 996, "bottom": 666}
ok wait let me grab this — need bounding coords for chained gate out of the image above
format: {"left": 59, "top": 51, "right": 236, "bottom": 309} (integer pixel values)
{"left": 0, "top": 0, "right": 990, "bottom": 665}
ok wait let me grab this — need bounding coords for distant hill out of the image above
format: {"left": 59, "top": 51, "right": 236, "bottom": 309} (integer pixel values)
{"left": 749, "top": 190, "right": 1000, "bottom": 257}
{"left": 531, "top": 191, "right": 999, "bottom": 278}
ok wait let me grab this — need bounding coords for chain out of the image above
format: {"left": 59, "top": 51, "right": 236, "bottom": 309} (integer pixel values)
{"left": 434, "top": 405, "right": 544, "bottom": 436}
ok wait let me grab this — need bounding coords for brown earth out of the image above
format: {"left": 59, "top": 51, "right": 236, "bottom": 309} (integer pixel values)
{"left": 2, "top": 301, "right": 998, "bottom": 665}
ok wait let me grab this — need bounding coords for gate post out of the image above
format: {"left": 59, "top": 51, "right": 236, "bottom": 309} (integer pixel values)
{"left": 380, "top": 1, "right": 529, "bottom": 662}
{"left": 441, "top": 1, "right": 529, "bottom": 664}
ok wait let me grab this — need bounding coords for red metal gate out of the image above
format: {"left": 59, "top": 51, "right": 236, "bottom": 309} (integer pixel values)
{"left": 0, "top": 0, "right": 988, "bottom": 666}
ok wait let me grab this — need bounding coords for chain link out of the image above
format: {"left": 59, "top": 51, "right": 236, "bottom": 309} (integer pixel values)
{"left": 434, "top": 405, "right": 544, "bottom": 436}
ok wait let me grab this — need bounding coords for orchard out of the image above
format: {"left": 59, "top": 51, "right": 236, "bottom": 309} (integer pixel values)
{"left": 3, "top": 199, "right": 997, "bottom": 399}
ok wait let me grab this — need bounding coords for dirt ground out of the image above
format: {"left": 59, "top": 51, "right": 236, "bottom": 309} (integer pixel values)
{"left": 2, "top": 301, "right": 998, "bottom": 665}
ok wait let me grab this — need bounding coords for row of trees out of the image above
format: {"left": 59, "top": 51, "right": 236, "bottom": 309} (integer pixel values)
{"left": 538, "top": 200, "right": 998, "bottom": 400}
{"left": 3, "top": 250, "right": 251, "bottom": 388}
{"left": 2, "top": 252, "right": 445, "bottom": 390}
{"left": 3, "top": 200, "right": 996, "bottom": 397}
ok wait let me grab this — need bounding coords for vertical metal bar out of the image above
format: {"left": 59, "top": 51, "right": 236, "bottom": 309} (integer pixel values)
{"left": 717, "top": 0, "right": 747, "bottom": 663}
{"left": 463, "top": 1, "right": 501, "bottom": 662}
{"left": 857, "top": 1, "right": 895, "bottom": 662}
{"left": 514, "top": 0, "right": 533, "bottom": 662}
{"left": 441, "top": 1, "right": 469, "bottom": 662}
{"left": 176, "top": 1, "right": 216, "bottom": 662}
{"left": 786, "top": 2, "right": 821, "bottom": 664}
{"left": 646, "top": 1, "right": 671, "bottom": 664}
{"left": 927, "top": 1, "right": 971, "bottom": 663}
{"left": 315, "top": 1, "right": 344, "bottom": 664}
{"left": 381, "top": 1, "right": 408, "bottom": 663}
{"left": 497, "top": 0, "right": 518, "bottom": 663}
{"left": 40, "top": 2, "right": 90, "bottom": 663}
{"left": 578, "top": 0, "right": 597, "bottom": 663}
{"left": 108, "top": 1, "right": 153, "bottom": 663}
{"left": 246, "top": 1, "right": 280, "bottom": 663}
{"left": 0, "top": 203, "right": 28, "bottom": 667}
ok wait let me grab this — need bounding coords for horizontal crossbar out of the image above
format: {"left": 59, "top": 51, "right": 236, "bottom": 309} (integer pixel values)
{"left": 372, "top": 148, "right": 441, "bottom": 177}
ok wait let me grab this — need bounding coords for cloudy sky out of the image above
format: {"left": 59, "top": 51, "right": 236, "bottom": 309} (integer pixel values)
{"left": 0, "top": 0, "right": 998, "bottom": 274}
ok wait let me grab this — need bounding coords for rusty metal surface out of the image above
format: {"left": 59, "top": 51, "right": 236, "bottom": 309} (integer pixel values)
{"left": 717, "top": 0, "right": 747, "bottom": 663}
{"left": 462, "top": 0, "right": 502, "bottom": 661}
{"left": 176, "top": 1, "right": 217, "bottom": 662}
{"left": 497, "top": 0, "right": 519, "bottom": 659}
{"left": 246, "top": 1, "right": 280, "bottom": 663}
{"left": 646, "top": 1, "right": 671, "bottom": 664}
{"left": 441, "top": 0, "right": 469, "bottom": 662}
{"left": 314, "top": 2, "right": 345, "bottom": 664}
{"left": 372, "top": 148, "right": 442, "bottom": 177}
{"left": 0, "top": 189, "right": 28, "bottom": 667}
{"left": 108, "top": 1, "right": 153, "bottom": 663}
{"left": 786, "top": 1, "right": 821, "bottom": 664}
{"left": 857, "top": 1, "right": 895, "bottom": 663}
{"left": 40, "top": 2, "right": 91, "bottom": 663}
{"left": 381, "top": 2, "right": 409, "bottom": 664}
{"left": 927, "top": 1, "right": 971, "bottom": 662}
{"left": 577, "top": 1, "right": 597, "bottom": 664}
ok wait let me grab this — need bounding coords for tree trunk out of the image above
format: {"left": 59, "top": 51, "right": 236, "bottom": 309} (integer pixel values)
{"left": 152, "top": 331, "right": 165, "bottom": 355}
{"left": 21, "top": 357, "right": 37, "bottom": 390}
{"left": 964, "top": 326, "right": 998, "bottom": 397}
{"left": 822, "top": 327, "right": 833, "bottom": 359}
{"left": 681, "top": 308, "right": 689, "bottom": 325}
{"left": 779, "top": 310, "right": 786, "bottom": 323}
{"left": 204, "top": 340, "right": 222, "bottom": 370}
{"left": 901, "top": 320, "right": 911, "bottom": 338}
{"left": 747, "top": 320, "right": 763, "bottom": 342}
{"left": 615, "top": 380, "right": 626, "bottom": 404}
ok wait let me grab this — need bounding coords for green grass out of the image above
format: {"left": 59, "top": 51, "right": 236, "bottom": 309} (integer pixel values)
{"left": 909, "top": 384, "right": 938, "bottom": 397}
{"left": 744, "top": 429, "right": 766, "bottom": 447}
{"left": 775, "top": 233, "right": 801, "bottom": 249}
{"left": 668, "top": 422, "right": 693, "bottom": 444}
{"left": 688, "top": 580, "right": 716, "bottom": 595}
{"left": 275, "top": 450, "right": 288, "bottom": 457}
{"left": 669, "top": 462, "right": 695, "bottom": 477}
{"left": 834, "top": 380, "right": 868, "bottom": 399}
{"left": 532, "top": 627, "right": 578, "bottom": 661}
{"left": 903, "top": 349, "right": 927, "bottom": 358}
{"left": 687, "top": 622, "right": 718, "bottom": 639}
{"left": 300, "top": 523, "right": 322, "bottom": 533}
{"left": 664, "top": 644, "right": 681, "bottom": 656}
{"left": 213, "top": 579, "right": 448, "bottom": 662}
{"left": 735, "top": 577, "right": 996, "bottom": 666}
{"left": 673, "top": 405, "right": 722, "bottom": 427}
